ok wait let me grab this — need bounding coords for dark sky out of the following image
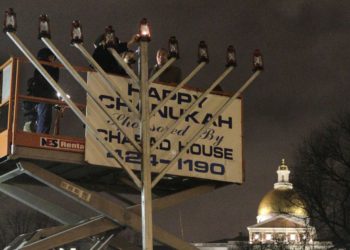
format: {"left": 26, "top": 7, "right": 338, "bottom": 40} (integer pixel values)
{"left": 1, "top": 0, "right": 350, "bottom": 243}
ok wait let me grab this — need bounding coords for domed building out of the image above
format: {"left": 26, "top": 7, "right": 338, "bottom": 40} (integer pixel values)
{"left": 193, "top": 159, "right": 334, "bottom": 250}
{"left": 247, "top": 159, "right": 316, "bottom": 245}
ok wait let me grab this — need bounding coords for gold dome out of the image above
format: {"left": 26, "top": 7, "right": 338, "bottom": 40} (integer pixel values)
{"left": 257, "top": 189, "right": 308, "bottom": 218}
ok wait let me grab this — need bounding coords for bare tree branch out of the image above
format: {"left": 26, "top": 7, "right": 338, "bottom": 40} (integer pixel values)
{"left": 293, "top": 113, "right": 350, "bottom": 246}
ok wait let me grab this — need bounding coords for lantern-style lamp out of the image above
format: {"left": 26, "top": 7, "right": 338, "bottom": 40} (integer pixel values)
{"left": 168, "top": 36, "right": 179, "bottom": 59}
{"left": 252, "top": 49, "right": 264, "bottom": 72}
{"left": 104, "top": 25, "right": 116, "bottom": 48}
{"left": 71, "top": 20, "right": 83, "bottom": 44}
{"left": 139, "top": 18, "right": 151, "bottom": 41}
{"left": 3, "top": 8, "right": 16, "bottom": 32}
{"left": 226, "top": 45, "right": 237, "bottom": 67}
{"left": 198, "top": 41, "right": 209, "bottom": 63}
{"left": 122, "top": 50, "right": 136, "bottom": 65}
{"left": 38, "top": 14, "right": 51, "bottom": 39}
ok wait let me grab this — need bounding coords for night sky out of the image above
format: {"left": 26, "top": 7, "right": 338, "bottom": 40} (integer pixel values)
{"left": 1, "top": 0, "right": 350, "bottom": 243}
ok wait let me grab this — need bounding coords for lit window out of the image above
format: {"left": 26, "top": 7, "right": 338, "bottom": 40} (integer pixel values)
{"left": 70, "top": 248, "right": 77, "bottom": 250}
{"left": 265, "top": 233, "right": 272, "bottom": 241}
{"left": 290, "top": 234, "right": 296, "bottom": 241}
{"left": 254, "top": 233, "right": 260, "bottom": 240}
{"left": 58, "top": 248, "right": 65, "bottom": 250}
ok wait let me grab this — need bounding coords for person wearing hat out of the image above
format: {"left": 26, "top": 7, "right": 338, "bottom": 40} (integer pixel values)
{"left": 23, "top": 48, "right": 59, "bottom": 134}
{"left": 92, "top": 31, "right": 138, "bottom": 75}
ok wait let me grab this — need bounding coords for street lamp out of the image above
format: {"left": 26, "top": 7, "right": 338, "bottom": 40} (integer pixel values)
{"left": 3, "top": 8, "right": 16, "bottom": 32}
{"left": 38, "top": 14, "right": 51, "bottom": 39}
{"left": 168, "top": 36, "right": 179, "bottom": 59}
{"left": 253, "top": 49, "right": 263, "bottom": 72}
{"left": 71, "top": 20, "right": 83, "bottom": 45}
{"left": 198, "top": 40, "right": 209, "bottom": 63}
{"left": 226, "top": 45, "right": 237, "bottom": 67}
{"left": 139, "top": 18, "right": 151, "bottom": 41}
{"left": 104, "top": 25, "right": 116, "bottom": 48}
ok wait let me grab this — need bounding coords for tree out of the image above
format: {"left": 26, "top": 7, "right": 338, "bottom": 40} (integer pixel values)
{"left": 0, "top": 207, "right": 57, "bottom": 248}
{"left": 293, "top": 113, "right": 350, "bottom": 246}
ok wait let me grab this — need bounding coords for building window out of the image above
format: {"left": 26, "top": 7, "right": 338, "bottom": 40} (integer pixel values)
{"left": 265, "top": 233, "right": 272, "bottom": 241}
{"left": 290, "top": 234, "right": 296, "bottom": 241}
{"left": 254, "top": 233, "right": 260, "bottom": 240}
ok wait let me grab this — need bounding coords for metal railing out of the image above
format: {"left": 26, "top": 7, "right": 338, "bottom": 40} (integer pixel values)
{"left": 0, "top": 57, "right": 88, "bottom": 158}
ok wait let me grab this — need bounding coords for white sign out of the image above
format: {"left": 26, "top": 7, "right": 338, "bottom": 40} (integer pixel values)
{"left": 85, "top": 72, "right": 243, "bottom": 183}
{"left": 1, "top": 64, "right": 12, "bottom": 104}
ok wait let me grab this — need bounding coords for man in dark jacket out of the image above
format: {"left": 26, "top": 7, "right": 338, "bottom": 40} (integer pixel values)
{"left": 27, "top": 48, "right": 59, "bottom": 134}
{"left": 92, "top": 33, "right": 138, "bottom": 75}
{"left": 149, "top": 48, "right": 182, "bottom": 84}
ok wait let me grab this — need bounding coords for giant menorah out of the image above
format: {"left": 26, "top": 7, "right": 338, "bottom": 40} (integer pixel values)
{"left": 3, "top": 8, "right": 262, "bottom": 249}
